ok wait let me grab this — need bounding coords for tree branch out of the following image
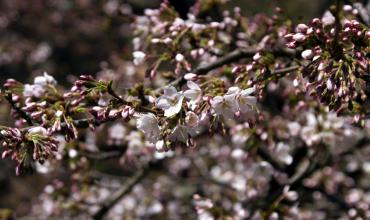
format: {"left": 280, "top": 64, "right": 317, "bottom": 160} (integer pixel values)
{"left": 194, "top": 48, "right": 296, "bottom": 75}
{"left": 91, "top": 159, "right": 165, "bottom": 220}
{"left": 81, "top": 150, "right": 124, "bottom": 160}
{"left": 92, "top": 166, "right": 149, "bottom": 220}
{"left": 256, "top": 147, "right": 286, "bottom": 172}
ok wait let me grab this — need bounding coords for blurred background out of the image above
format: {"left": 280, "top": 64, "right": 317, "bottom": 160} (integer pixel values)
{"left": 0, "top": 0, "right": 335, "bottom": 218}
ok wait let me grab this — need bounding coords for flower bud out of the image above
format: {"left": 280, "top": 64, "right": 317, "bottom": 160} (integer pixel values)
{"left": 343, "top": 5, "right": 352, "bottom": 12}
{"left": 253, "top": 52, "right": 262, "bottom": 61}
{"left": 296, "top": 24, "right": 309, "bottom": 33}
{"left": 175, "top": 53, "right": 184, "bottom": 62}
{"left": 184, "top": 73, "right": 198, "bottom": 81}
{"left": 301, "top": 49, "right": 313, "bottom": 60}
{"left": 293, "top": 33, "right": 306, "bottom": 42}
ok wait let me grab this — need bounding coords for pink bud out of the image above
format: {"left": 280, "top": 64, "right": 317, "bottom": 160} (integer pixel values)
{"left": 71, "top": 86, "right": 79, "bottom": 92}
{"left": 253, "top": 52, "right": 262, "bottom": 61}
{"left": 296, "top": 24, "right": 309, "bottom": 33}
{"left": 2, "top": 150, "right": 10, "bottom": 159}
{"left": 232, "top": 66, "right": 241, "bottom": 74}
{"left": 146, "top": 95, "right": 156, "bottom": 103}
{"left": 11, "top": 95, "right": 20, "bottom": 102}
{"left": 311, "top": 18, "right": 321, "bottom": 25}
{"left": 343, "top": 5, "right": 352, "bottom": 12}
{"left": 128, "top": 107, "right": 135, "bottom": 115}
{"left": 16, "top": 165, "right": 21, "bottom": 176}
{"left": 121, "top": 110, "right": 129, "bottom": 119}
{"left": 246, "top": 64, "right": 253, "bottom": 72}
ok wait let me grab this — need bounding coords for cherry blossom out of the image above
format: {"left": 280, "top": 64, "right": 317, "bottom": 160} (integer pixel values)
{"left": 136, "top": 113, "right": 160, "bottom": 144}
{"left": 156, "top": 87, "right": 184, "bottom": 117}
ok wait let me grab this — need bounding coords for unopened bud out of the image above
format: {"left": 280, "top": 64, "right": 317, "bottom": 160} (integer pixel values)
{"left": 184, "top": 73, "right": 198, "bottom": 81}
{"left": 301, "top": 49, "right": 313, "bottom": 60}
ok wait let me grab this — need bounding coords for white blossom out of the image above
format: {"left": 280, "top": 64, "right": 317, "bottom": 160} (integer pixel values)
{"left": 322, "top": 11, "right": 335, "bottom": 26}
{"left": 237, "top": 87, "right": 257, "bottom": 114}
{"left": 23, "top": 72, "right": 56, "bottom": 98}
{"left": 23, "top": 84, "right": 45, "bottom": 98}
{"left": 133, "top": 51, "right": 146, "bottom": 66}
{"left": 169, "top": 125, "right": 189, "bottom": 143}
{"left": 136, "top": 113, "right": 160, "bottom": 143}
{"left": 34, "top": 72, "right": 57, "bottom": 86}
{"left": 185, "top": 111, "right": 199, "bottom": 128}
{"left": 275, "top": 142, "right": 293, "bottom": 165}
{"left": 68, "top": 149, "right": 78, "bottom": 158}
{"left": 211, "top": 94, "right": 238, "bottom": 119}
{"left": 211, "top": 87, "right": 256, "bottom": 119}
{"left": 36, "top": 161, "right": 51, "bottom": 174}
{"left": 28, "top": 126, "right": 48, "bottom": 136}
{"left": 55, "top": 110, "right": 63, "bottom": 117}
{"left": 175, "top": 53, "right": 184, "bottom": 62}
{"left": 184, "top": 81, "right": 202, "bottom": 109}
{"left": 156, "top": 87, "right": 184, "bottom": 117}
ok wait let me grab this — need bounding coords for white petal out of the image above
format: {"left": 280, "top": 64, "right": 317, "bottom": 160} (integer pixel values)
{"left": 28, "top": 126, "right": 48, "bottom": 136}
{"left": 156, "top": 98, "right": 171, "bottom": 110}
{"left": 187, "top": 80, "right": 200, "bottom": 90}
{"left": 184, "top": 89, "right": 200, "bottom": 101}
{"left": 169, "top": 125, "right": 188, "bottom": 143}
{"left": 240, "top": 87, "right": 255, "bottom": 96}
{"left": 34, "top": 76, "right": 47, "bottom": 86}
{"left": 163, "top": 86, "right": 178, "bottom": 98}
{"left": 185, "top": 111, "right": 199, "bottom": 127}
{"left": 226, "top": 86, "right": 240, "bottom": 95}
{"left": 164, "top": 95, "right": 184, "bottom": 117}
{"left": 136, "top": 113, "right": 160, "bottom": 144}
{"left": 210, "top": 96, "right": 223, "bottom": 106}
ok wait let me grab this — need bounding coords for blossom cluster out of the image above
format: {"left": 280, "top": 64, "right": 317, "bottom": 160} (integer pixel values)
{"left": 1, "top": 126, "right": 58, "bottom": 175}
{"left": 137, "top": 80, "right": 257, "bottom": 146}
{"left": 285, "top": 11, "right": 370, "bottom": 113}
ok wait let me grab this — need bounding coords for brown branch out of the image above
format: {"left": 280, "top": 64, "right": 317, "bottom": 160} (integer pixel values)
{"left": 256, "top": 147, "right": 286, "bottom": 172}
{"left": 91, "top": 159, "right": 165, "bottom": 220}
{"left": 333, "top": 0, "right": 343, "bottom": 59}
{"left": 194, "top": 48, "right": 296, "bottom": 75}
{"left": 92, "top": 166, "right": 149, "bottom": 220}
{"left": 81, "top": 150, "right": 124, "bottom": 160}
